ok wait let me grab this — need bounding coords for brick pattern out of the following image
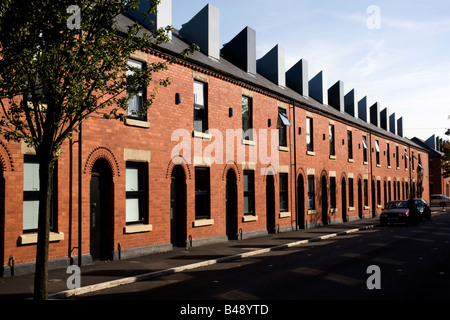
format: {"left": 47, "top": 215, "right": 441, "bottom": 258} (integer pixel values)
{"left": 0, "top": 51, "right": 430, "bottom": 271}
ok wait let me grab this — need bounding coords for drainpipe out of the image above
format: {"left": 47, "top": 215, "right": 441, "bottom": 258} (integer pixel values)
{"left": 78, "top": 122, "right": 82, "bottom": 267}
{"left": 292, "top": 100, "right": 298, "bottom": 230}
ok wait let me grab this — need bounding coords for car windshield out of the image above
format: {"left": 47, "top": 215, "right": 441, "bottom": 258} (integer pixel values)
{"left": 386, "top": 201, "right": 408, "bottom": 209}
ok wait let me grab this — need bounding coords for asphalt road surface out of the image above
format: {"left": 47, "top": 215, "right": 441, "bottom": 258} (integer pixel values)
{"left": 70, "top": 211, "right": 450, "bottom": 303}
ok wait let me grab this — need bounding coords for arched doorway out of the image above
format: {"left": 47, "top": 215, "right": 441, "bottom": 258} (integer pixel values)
{"left": 341, "top": 177, "right": 347, "bottom": 222}
{"left": 226, "top": 169, "right": 238, "bottom": 240}
{"left": 266, "top": 174, "right": 276, "bottom": 233}
{"left": 358, "top": 178, "right": 363, "bottom": 219}
{"left": 90, "top": 159, "right": 114, "bottom": 261}
{"left": 170, "top": 165, "right": 187, "bottom": 247}
{"left": 297, "top": 174, "right": 305, "bottom": 229}
{"left": 321, "top": 175, "right": 328, "bottom": 225}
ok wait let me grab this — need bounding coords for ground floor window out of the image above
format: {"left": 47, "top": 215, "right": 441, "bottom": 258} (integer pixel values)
{"left": 195, "top": 167, "right": 211, "bottom": 219}
{"left": 307, "top": 175, "right": 315, "bottom": 210}
{"left": 243, "top": 170, "right": 255, "bottom": 216}
{"left": 279, "top": 173, "right": 288, "bottom": 212}
{"left": 126, "top": 162, "right": 148, "bottom": 224}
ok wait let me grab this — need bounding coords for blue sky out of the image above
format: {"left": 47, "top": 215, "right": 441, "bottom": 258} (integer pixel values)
{"left": 171, "top": 0, "right": 450, "bottom": 142}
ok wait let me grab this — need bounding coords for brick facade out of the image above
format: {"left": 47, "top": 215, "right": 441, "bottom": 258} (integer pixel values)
{"left": 0, "top": 4, "right": 431, "bottom": 276}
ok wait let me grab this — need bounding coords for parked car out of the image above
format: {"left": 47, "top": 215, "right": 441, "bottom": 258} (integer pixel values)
{"left": 380, "top": 200, "right": 421, "bottom": 226}
{"left": 415, "top": 198, "right": 432, "bottom": 221}
{"left": 430, "top": 194, "right": 450, "bottom": 207}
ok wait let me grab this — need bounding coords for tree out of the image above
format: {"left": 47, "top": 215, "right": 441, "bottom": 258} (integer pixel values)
{"left": 442, "top": 140, "right": 450, "bottom": 178}
{"left": 0, "top": 0, "right": 196, "bottom": 300}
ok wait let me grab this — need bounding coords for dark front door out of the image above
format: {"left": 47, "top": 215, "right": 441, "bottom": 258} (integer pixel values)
{"left": 170, "top": 166, "right": 186, "bottom": 247}
{"left": 297, "top": 175, "right": 305, "bottom": 229}
{"left": 90, "top": 173, "right": 101, "bottom": 260}
{"left": 90, "top": 161, "right": 113, "bottom": 261}
{"left": 358, "top": 179, "right": 363, "bottom": 219}
{"left": 341, "top": 177, "right": 347, "bottom": 222}
{"left": 226, "top": 170, "right": 237, "bottom": 240}
{"left": 266, "top": 175, "right": 275, "bottom": 233}
{"left": 321, "top": 176, "right": 328, "bottom": 225}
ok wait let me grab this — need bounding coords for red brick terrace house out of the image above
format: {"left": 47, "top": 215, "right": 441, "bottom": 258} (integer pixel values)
{"left": 0, "top": 1, "right": 429, "bottom": 276}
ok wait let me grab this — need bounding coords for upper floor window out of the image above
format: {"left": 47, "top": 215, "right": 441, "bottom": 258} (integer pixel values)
{"left": 242, "top": 96, "right": 253, "bottom": 141}
{"left": 347, "top": 130, "right": 353, "bottom": 160}
{"left": 375, "top": 139, "right": 380, "bottom": 165}
{"left": 306, "top": 117, "right": 314, "bottom": 152}
{"left": 278, "top": 108, "right": 290, "bottom": 147}
{"left": 362, "top": 136, "right": 368, "bottom": 163}
{"left": 193, "top": 81, "right": 208, "bottom": 133}
{"left": 126, "top": 59, "right": 145, "bottom": 120}
{"left": 386, "top": 143, "right": 391, "bottom": 167}
{"left": 329, "top": 124, "right": 335, "bottom": 157}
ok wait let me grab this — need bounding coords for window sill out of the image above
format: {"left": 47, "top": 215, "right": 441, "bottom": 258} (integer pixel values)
{"left": 193, "top": 219, "right": 214, "bottom": 227}
{"left": 18, "top": 232, "right": 64, "bottom": 245}
{"left": 193, "top": 131, "right": 212, "bottom": 140}
{"left": 364, "top": 206, "right": 370, "bottom": 210}
{"left": 124, "top": 224, "right": 152, "bottom": 234}
{"left": 330, "top": 208, "right": 338, "bottom": 213}
{"left": 306, "top": 151, "right": 315, "bottom": 156}
{"left": 125, "top": 118, "right": 151, "bottom": 128}
{"left": 279, "top": 211, "right": 291, "bottom": 218}
{"left": 348, "top": 158, "right": 354, "bottom": 163}
{"left": 363, "top": 161, "right": 368, "bottom": 165}
{"left": 279, "top": 146, "right": 289, "bottom": 152}
{"left": 242, "top": 139, "right": 256, "bottom": 146}
{"left": 329, "top": 155, "right": 336, "bottom": 160}
{"left": 376, "top": 164, "right": 381, "bottom": 168}
{"left": 242, "top": 215, "right": 258, "bottom": 222}
{"left": 348, "top": 207, "right": 355, "bottom": 211}
{"left": 307, "top": 209, "right": 317, "bottom": 215}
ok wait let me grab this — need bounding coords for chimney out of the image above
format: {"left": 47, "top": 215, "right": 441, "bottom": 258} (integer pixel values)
{"left": 344, "top": 89, "right": 358, "bottom": 118}
{"left": 257, "top": 44, "right": 286, "bottom": 87}
{"left": 389, "top": 113, "right": 396, "bottom": 134}
{"left": 286, "top": 59, "right": 309, "bottom": 96}
{"left": 397, "top": 117, "right": 403, "bottom": 137}
{"left": 328, "top": 80, "right": 344, "bottom": 113}
{"left": 179, "top": 4, "right": 220, "bottom": 60}
{"left": 221, "top": 27, "right": 256, "bottom": 75}
{"left": 358, "top": 96, "right": 368, "bottom": 122}
{"left": 370, "top": 102, "right": 380, "bottom": 127}
{"left": 308, "top": 71, "right": 328, "bottom": 105}
{"left": 126, "top": 0, "right": 172, "bottom": 39}
{"left": 380, "top": 107, "right": 389, "bottom": 131}
{"left": 425, "top": 134, "right": 436, "bottom": 149}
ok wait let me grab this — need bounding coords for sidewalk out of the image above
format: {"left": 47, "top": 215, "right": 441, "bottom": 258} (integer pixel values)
{"left": 3, "top": 208, "right": 446, "bottom": 300}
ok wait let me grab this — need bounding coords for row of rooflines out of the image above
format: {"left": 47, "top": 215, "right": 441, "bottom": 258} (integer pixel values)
{"left": 122, "top": 0, "right": 432, "bottom": 152}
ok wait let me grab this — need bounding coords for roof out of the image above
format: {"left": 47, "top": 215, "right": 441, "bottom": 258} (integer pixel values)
{"left": 115, "top": 13, "right": 428, "bottom": 153}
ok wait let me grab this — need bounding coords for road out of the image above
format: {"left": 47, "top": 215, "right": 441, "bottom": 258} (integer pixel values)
{"left": 70, "top": 211, "right": 450, "bottom": 303}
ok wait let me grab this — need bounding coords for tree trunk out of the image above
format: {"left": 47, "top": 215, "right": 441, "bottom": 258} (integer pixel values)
{"left": 33, "top": 146, "right": 54, "bottom": 300}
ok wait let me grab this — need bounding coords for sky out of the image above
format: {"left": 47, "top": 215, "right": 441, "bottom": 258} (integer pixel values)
{"left": 171, "top": 0, "right": 450, "bottom": 142}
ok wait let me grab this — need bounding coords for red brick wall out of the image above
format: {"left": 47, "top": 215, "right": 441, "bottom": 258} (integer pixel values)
{"left": 0, "top": 50, "right": 431, "bottom": 271}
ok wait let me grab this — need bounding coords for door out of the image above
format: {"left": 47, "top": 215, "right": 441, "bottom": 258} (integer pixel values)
{"left": 341, "top": 177, "right": 347, "bottom": 222}
{"left": 297, "top": 175, "right": 305, "bottom": 229}
{"left": 358, "top": 179, "right": 363, "bottom": 219}
{"left": 266, "top": 175, "right": 275, "bottom": 233}
{"left": 90, "top": 173, "right": 101, "bottom": 260}
{"left": 90, "top": 160, "right": 113, "bottom": 261}
{"left": 170, "top": 165, "right": 186, "bottom": 247}
{"left": 321, "top": 176, "right": 328, "bottom": 225}
{"left": 226, "top": 170, "right": 237, "bottom": 240}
